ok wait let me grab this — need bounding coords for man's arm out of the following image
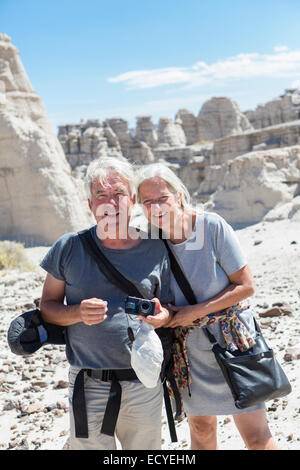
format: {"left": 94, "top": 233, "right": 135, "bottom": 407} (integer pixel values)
{"left": 40, "top": 272, "right": 108, "bottom": 326}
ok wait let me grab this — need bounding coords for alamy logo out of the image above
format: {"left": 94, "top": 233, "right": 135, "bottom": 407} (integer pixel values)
{"left": 95, "top": 200, "right": 205, "bottom": 250}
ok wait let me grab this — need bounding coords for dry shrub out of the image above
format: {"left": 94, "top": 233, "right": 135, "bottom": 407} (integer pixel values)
{"left": 0, "top": 241, "right": 35, "bottom": 271}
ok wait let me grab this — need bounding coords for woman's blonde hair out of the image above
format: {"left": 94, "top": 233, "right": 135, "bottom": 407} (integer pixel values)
{"left": 136, "top": 163, "right": 191, "bottom": 208}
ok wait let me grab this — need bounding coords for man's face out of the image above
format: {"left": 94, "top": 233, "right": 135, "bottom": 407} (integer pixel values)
{"left": 88, "top": 173, "right": 135, "bottom": 238}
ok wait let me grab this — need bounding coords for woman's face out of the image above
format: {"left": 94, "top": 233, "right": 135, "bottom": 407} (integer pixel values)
{"left": 139, "top": 177, "right": 182, "bottom": 230}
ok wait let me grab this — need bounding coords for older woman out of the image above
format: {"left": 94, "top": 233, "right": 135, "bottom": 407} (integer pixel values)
{"left": 136, "top": 163, "right": 278, "bottom": 450}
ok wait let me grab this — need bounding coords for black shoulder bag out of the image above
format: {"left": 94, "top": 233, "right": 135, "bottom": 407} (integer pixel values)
{"left": 160, "top": 234, "right": 292, "bottom": 409}
{"left": 78, "top": 229, "right": 182, "bottom": 442}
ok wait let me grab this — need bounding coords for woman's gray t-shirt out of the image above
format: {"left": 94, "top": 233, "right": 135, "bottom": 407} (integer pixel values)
{"left": 169, "top": 211, "right": 255, "bottom": 349}
{"left": 40, "top": 225, "right": 174, "bottom": 369}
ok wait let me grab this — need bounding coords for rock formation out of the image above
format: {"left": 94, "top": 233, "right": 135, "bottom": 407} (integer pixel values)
{"left": 200, "top": 146, "right": 300, "bottom": 225}
{"left": 3, "top": 30, "right": 300, "bottom": 248}
{"left": 0, "top": 33, "right": 93, "bottom": 245}
{"left": 197, "top": 97, "right": 253, "bottom": 141}
{"left": 58, "top": 120, "right": 122, "bottom": 169}
{"left": 175, "top": 109, "right": 199, "bottom": 145}
{"left": 135, "top": 116, "right": 157, "bottom": 147}
{"left": 211, "top": 119, "right": 300, "bottom": 165}
{"left": 59, "top": 116, "right": 155, "bottom": 170}
{"left": 245, "top": 89, "right": 300, "bottom": 129}
{"left": 56, "top": 87, "right": 300, "bottom": 227}
{"left": 105, "top": 117, "right": 155, "bottom": 163}
{"left": 157, "top": 117, "right": 186, "bottom": 147}
{"left": 55, "top": 84, "right": 300, "bottom": 227}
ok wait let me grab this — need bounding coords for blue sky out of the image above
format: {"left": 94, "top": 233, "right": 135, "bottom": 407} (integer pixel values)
{"left": 2, "top": 0, "right": 300, "bottom": 132}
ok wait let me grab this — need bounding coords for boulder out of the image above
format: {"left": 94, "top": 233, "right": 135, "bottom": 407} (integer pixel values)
{"left": 259, "top": 302, "right": 293, "bottom": 317}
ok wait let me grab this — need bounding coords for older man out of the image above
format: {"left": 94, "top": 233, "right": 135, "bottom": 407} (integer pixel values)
{"left": 39, "top": 156, "right": 172, "bottom": 450}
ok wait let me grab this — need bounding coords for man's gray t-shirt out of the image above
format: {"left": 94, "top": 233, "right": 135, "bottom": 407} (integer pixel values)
{"left": 40, "top": 225, "right": 173, "bottom": 369}
{"left": 169, "top": 211, "right": 255, "bottom": 349}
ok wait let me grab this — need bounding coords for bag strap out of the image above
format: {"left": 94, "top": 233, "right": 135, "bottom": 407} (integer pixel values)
{"left": 253, "top": 316, "right": 261, "bottom": 333}
{"left": 158, "top": 230, "right": 197, "bottom": 305}
{"left": 78, "top": 229, "right": 144, "bottom": 298}
{"left": 158, "top": 229, "right": 216, "bottom": 344}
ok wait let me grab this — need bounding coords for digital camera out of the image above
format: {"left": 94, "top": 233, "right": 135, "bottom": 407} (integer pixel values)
{"left": 124, "top": 296, "right": 155, "bottom": 317}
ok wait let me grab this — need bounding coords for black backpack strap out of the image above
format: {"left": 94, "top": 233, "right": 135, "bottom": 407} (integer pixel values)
{"left": 72, "top": 369, "right": 89, "bottom": 438}
{"left": 78, "top": 229, "right": 143, "bottom": 298}
{"left": 163, "top": 381, "right": 177, "bottom": 442}
{"left": 100, "top": 372, "right": 122, "bottom": 437}
{"left": 159, "top": 229, "right": 216, "bottom": 345}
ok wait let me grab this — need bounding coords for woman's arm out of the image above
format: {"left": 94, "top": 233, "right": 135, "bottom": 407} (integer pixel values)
{"left": 40, "top": 272, "right": 108, "bottom": 326}
{"left": 166, "top": 264, "right": 254, "bottom": 328}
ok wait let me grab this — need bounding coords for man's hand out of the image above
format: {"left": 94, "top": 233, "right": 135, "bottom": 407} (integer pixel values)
{"left": 138, "top": 298, "right": 170, "bottom": 329}
{"left": 79, "top": 298, "right": 108, "bottom": 325}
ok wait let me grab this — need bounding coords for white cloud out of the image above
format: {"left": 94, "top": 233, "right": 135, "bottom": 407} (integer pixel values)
{"left": 108, "top": 67, "right": 194, "bottom": 89}
{"left": 274, "top": 45, "right": 289, "bottom": 52}
{"left": 291, "top": 79, "right": 300, "bottom": 88}
{"left": 108, "top": 47, "right": 300, "bottom": 90}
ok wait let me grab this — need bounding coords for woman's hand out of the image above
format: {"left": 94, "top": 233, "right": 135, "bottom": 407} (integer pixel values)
{"left": 166, "top": 304, "right": 207, "bottom": 328}
{"left": 138, "top": 298, "right": 171, "bottom": 329}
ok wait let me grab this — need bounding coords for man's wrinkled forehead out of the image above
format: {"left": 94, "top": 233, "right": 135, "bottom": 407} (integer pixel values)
{"left": 91, "top": 173, "right": 131, "bottom": 193}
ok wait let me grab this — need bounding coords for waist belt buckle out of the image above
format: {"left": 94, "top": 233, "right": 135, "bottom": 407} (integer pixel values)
{"left": 102, "top": 370, "right": 113, "bottom": 382}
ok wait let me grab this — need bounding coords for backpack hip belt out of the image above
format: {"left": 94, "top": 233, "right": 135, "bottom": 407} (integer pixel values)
{"left": 72, "top": 368, "right": 138, "bottom": 438}
{"left": 87, "top": 368, "right": 137, "bottom": 381}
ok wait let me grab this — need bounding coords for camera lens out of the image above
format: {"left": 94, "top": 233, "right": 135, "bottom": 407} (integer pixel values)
{"left": 140, "top": 301, "right": 150, "bottom": 313}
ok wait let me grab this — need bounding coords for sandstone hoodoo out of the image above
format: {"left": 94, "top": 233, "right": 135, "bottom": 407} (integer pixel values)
{"left": 0, "top": 34, "right": 93, "bottom": 245}
{"left": 197, "top": 96, "right": 253, "bottom": 141}
{"left": 157, "top": 117, "right": 187, "bottom": 147}
{"left": 175, "top": 109, "right": 199, "bottom": 146}
{"left": 135, "top": 116, "right": 158, "bottom": 148}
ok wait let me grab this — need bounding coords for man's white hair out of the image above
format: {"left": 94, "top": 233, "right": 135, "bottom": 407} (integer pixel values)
{"left": 85, "top": 156, "right": 136, "bottom": 200}
{"left": 136, "top": 163, "right": 191, "bottom": 208}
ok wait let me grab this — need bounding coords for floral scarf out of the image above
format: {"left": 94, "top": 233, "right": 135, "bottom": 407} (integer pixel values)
{"left": 169, "top": 300, "right": 256, "bottom": 397}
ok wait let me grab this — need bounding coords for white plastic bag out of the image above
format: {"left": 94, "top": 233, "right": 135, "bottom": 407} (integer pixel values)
{"left": 131, "top": 322, "right": 164, "bottom": 388}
